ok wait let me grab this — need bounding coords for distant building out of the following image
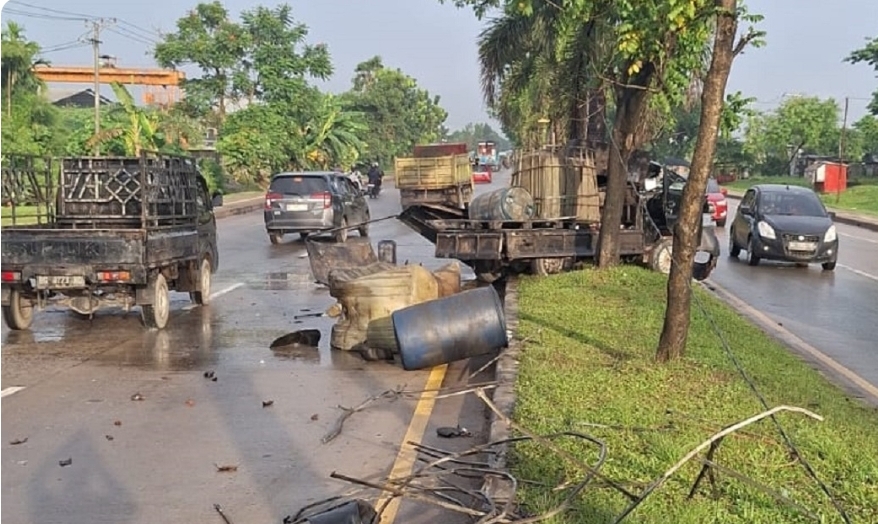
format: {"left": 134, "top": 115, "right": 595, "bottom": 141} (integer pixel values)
{"left": 47, "top": 88, "right": 114, "bottom": 109}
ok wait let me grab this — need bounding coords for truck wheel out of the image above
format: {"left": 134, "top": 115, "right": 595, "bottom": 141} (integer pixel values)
{"left": 334, "top": 217, "right": 348, "bottom": 243}
{"left": 141, "top": 273, "right": 170, "bottom": 329}
{"left": 2, "top": 289, "right": 34, "bottom": 330}
{"left": 189, "top": 258, "right": 212, "bottom": 306}
{"left": 358, "top": 216, "right": 370, "bottom": 237}
{"left": 531, "top": 257, "right": 568, "bottom": 276}
{"left": 269, "top": 233, "right": 282, "bottom": 245}
{"left": 649, "top": 238, "right": 674, "bottom": 275}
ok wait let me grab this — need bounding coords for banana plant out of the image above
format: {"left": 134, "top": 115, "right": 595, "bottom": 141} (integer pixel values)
{"left": 86, "top": 82, "right": 164, "bottom": 156}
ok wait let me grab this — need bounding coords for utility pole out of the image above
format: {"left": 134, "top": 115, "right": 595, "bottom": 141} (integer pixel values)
{"left": 87, "top": 18, "right": 115, "bottom": 156}
{"left": 838, "top": 96, "right": 850, "bottom": 161}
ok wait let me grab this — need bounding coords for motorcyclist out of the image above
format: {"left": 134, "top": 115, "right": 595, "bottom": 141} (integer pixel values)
{"left": 367, "top": 162, "right": 383, "bottom": 196}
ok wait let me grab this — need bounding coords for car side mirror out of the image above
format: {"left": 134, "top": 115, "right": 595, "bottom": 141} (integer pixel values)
{"left": 211, "top": 192, "right": 224, "bottom": 207}
{"left": 720, "top": 187, "right": 728, "bottom": 196}
{"left": 828, "top": 211, "right": 836, "bottom": 220}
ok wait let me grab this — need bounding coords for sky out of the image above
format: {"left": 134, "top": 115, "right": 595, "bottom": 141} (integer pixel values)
{"left": 1, "top": 0, "right": 876, "bottom": 131}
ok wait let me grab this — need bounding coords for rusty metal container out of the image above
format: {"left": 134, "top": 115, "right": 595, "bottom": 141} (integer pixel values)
{"left": 392, "top": 286, "right": 507, "bottom": 371}
{"left": 467, "top": 187, "right": 535, "bottom": 221}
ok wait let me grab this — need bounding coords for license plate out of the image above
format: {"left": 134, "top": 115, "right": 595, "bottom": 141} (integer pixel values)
{"left": 36, "top": 275, "right": 85, "bottom": 289}
{"left": 286, "top": 204, "right": 307, "bottom": 212}
{"left": 788, "top": 241, "right": 817, "bottom": 251}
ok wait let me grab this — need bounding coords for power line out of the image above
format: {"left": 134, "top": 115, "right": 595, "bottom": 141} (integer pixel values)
{"left": 6, "top": 0, "right": 162, "bottom": 43}
{"left": 2, "top": 7, "right": 89, "bottom": 22}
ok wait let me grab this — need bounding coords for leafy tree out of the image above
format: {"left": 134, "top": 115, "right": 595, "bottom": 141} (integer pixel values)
{"left": 742, "top": 96, "right": 841, "bottom": 174}
{"left": 851, "top": 115, "right": 878, "bottom": 158}
{"left": 657, "top": 0, "right": 758, "bottom": 362}
{"left": 447, "top": 122, "right": 510, "bottom": 150}
{"left": 154, "top": 2, "right": 250, "bottom": 121}
{"left": 341, "top": 56, "right": 448, "bottom": 166}
{"left": 154, "top": 2, "right": 331, "bottom": 123}
{"left": 87, "top": 83, "right": 164, "bottom": 156}
{"left": 847, "top": 36, "right": 878, "bottom": 115}
{"left": 1, "top": 22, "right": 58, "bottom": 156}
{"left": 449, "top": 0, "right": 760, "bottom": 267}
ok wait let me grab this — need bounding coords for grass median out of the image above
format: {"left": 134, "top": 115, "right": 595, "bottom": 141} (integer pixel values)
{"left": 509, "top": 267, "right": 878, "bottom": 523}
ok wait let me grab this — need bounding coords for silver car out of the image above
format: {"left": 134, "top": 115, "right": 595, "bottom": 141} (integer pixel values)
{"left": 263, "top": 172, "right": 370, "bottom": 244}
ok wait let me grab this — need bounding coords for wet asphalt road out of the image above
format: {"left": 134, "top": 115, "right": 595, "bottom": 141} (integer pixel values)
{"left": 707, "top": 199, "right": 878, "bottom": 391}
{"left": 1, "top": 177, "right": 502, "bottom": 524}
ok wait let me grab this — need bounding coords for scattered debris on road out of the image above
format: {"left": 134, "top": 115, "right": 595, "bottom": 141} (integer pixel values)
{"left": 9, "top": 437, "right": 28, "bottom": 445}
{"left": 322, "top": 388, "right": 403, "bottom": 444}
{"left": 213, "top": 503, "right": 235, "bottom": 524}
{"left": 185, "top": 399, "right": 196, "bottom": 407}
{"left": 310, "top": 413, "right": 319, "bottom": 421}
{"left": 113, "top": 420, "right": 122, "bottom": 426}
{"left": 262, "top": 400, "right": 274, "bottom": 408}
{"left": 204, "top": 371, "right": 215, "bottom": 379}
{"left": 214, "top": 463, "right": 238, "bottom": 473}
{"left": 436, "top": 426, "right": 472, "bottom": 438}
{"left": 130, "top": 393, "right": 144, "bottom": 401}
{"left": 284, "top": 498, "right": 376, "bottom": 524}
{"left": 105, "top": 435, "right": 114, "bottom": 441}
{"left": 58, "top": 458, "right": 73, "bottom": 467}
{"left": 270, "top": 329, "right": 321, "bottom": 349}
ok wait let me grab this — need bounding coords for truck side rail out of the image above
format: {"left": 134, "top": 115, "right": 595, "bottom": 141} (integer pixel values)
{"left": 1, "top": 154, "right": 57, "bottom": 227}
{"left": 394, "top": 154, "right": 472, "bottom": 189}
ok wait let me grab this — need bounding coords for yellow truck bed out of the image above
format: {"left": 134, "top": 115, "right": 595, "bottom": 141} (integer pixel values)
{"left": 394, "top": 154, "right": 473, "bottom": 189}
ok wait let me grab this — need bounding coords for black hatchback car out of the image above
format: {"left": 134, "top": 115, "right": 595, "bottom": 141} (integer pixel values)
{"left": 263, "top": 171, "right": 370, "bottom": 244}
{"left": 729, "top": 184, "right": 838, "bottom": 270}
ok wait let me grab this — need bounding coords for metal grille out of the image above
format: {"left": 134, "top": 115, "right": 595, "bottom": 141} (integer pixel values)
{"left": 58, "top": 152, "right": 199, "bottom": 228}
{"left": 782, "top": 234, "right": 820, "bottom": 243}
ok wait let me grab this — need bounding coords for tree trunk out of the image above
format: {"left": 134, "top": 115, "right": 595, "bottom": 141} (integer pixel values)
{"left": 597, "top": 85, "right": 650, "bottom": 268}
{"left": 656, "top": 0, "right": 739, "bottom": 362}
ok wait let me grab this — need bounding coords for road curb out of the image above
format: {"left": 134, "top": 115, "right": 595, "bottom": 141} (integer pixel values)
{"left": 724, "top": 192, "right": 878, "bottom": 233}
{"left": 481, "top": 276, "right": 522, "bottom": 504}
{"left": 700, "top": 279, "right": 878, "bottom": 407}
{"left": 214, "top": 197, "right": 264, "bottom": 220}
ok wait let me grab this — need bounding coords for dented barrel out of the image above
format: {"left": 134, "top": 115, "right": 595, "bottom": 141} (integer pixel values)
{"left": 392, "top": 286, "right": 508, "bottom": 371}
{"left": 467, "top": 186, "right": 535, "bottom": 221}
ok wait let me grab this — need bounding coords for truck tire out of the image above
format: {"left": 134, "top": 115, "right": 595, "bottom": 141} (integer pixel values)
{"left": 2, "top": 289, "right": 34, "bottom": 330}
{"left": 269, "top": 233, "right": 283, "bottom": 245}
{"left": 334, "top": 217, "right": 348, "bottom": 243}
{"left": 141, "top": 273, "right": 170, "bottom": 329}
{"left": 649, "top": 238, "right": 674, "bottom": 275}
{"left": 189, "top": 258, "right": 212, "bottom": 306}
{"left": 531, "top": 258, "right": 569, "bottom": 276}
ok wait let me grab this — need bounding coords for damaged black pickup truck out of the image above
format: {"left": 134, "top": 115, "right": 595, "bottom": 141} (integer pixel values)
{"left": 1, "top": 153, "right": 223, "bottom": 330}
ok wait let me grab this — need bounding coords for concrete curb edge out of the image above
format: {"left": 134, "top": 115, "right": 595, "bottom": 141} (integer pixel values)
{"left": 724, "top": 192, "right": 878, "bottom": 233}
{"left": 481, "top": 276, "right": 522, "bottom": 503}
{"left": 214, "top": 197, "right": 264, "bottom": 220}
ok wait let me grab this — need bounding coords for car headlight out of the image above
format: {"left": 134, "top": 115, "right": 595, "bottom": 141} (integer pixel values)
{"left": 757, "top": 221, "right": 776, "bottom": 240}
{"left": 824, "top": 225, "right": 837, "bottom": 243}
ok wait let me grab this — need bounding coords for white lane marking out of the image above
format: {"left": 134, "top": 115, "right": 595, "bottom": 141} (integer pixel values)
{"left": 704, "top": 280, "right": 878, "bottom": 404}
{"left": 182, "top": 282, "right": 245, "bottom": 311}
{"left": 838, "top": 263, "right": 878, "bottom": 283}
{"left": 209, "top": 282, "right": 245, "bottom": 300}
{"left": 839, "top": 232, "right": 878, "bottom": 245}
{"left": 1, "top": 387, "right": 26, "bottom": 398}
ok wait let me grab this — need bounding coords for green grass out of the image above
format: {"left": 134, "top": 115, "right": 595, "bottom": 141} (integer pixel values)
{"left": 223, "top": 190, "right": 264, "bottom": 203}
{"left": 1, "top": 205, "right": 45, "bottom": 227}
{"left": 721, "top": 177, "right": 878, "bottom": 216}
{"left": 510, "top": 267, "right": 878, "bottom": 524}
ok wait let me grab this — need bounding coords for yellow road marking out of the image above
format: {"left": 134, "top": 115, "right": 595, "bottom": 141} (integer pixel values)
{"left": 377, "top": 364, "right": 448, "bottom": 524}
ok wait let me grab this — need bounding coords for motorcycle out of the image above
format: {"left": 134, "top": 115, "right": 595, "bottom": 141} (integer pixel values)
{"left": 366, "top": 181, "right": 381, "bottom": 199}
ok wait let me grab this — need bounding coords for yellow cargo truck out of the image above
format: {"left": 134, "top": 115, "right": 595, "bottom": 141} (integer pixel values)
{"left": 394, "top": 143, "right": 474, "bottom": 210}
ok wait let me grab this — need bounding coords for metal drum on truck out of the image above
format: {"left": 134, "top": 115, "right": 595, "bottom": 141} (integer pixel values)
{"left": 468, "top": 186, "right": 535, "bottom": 221}
{"left": 391, "top": 286, "right": 508, "bottom": 371}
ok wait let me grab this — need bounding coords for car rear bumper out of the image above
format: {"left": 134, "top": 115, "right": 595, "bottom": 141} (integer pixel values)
{"left": 264, "top": 210, "right": 334, "bottom": 233}
{"left": 751, "top": 234, "right": 838, "bottom": 263}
